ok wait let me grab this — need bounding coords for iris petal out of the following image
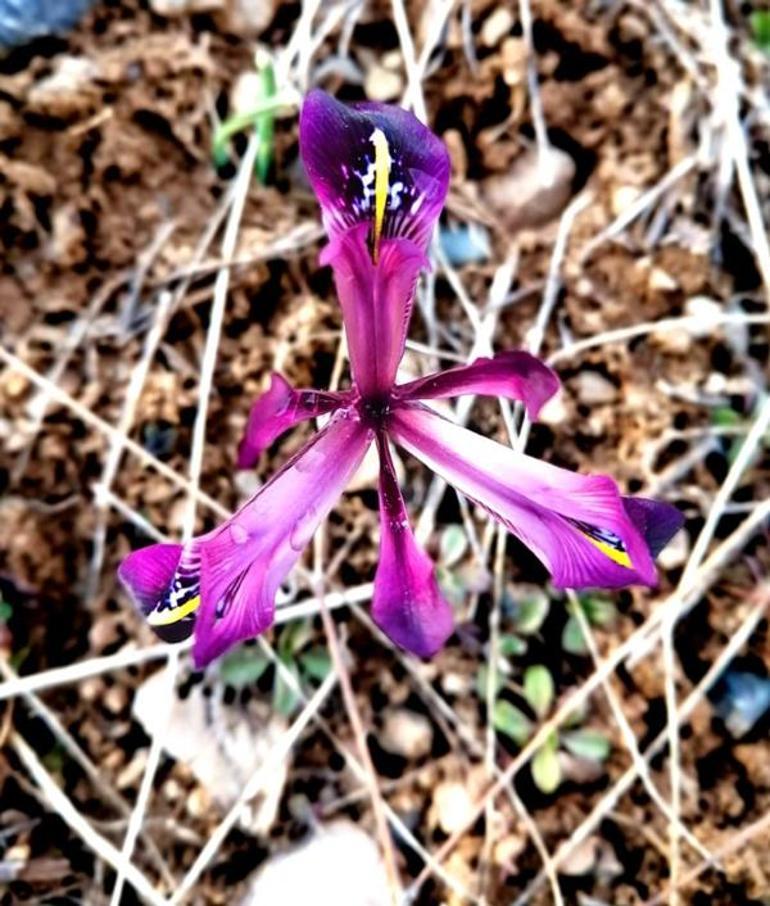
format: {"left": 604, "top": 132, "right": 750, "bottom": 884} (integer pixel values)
{"left": 390, "top": 405, "right": 681, "bottom": 590}
{"left": 237, "top": 373, "right": 351, "bottom": 469}
{"left": 118, "top": 543, "right": 200, "bottom": 644}
{"left": 396, "top": 350, "right": 560, "bottom": 420}
{"left": 119, "top": 415, "right": 371, "bottom": 667}
{"left": 321, "top": 224, "right": 427, "bottom": 396}
{"left": 372, "top": 435, "right": 453, "bottom": 657}
{"left": 194, "top": 414, "right": 371, "bottom": 666}
{"left": 299, "top": 90, "right": 450, "bottom": 251}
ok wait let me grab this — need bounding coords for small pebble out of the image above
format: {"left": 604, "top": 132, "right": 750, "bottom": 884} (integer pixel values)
{"left": 650, "top": 327, "right": 692, "bottom": 355}
{"left": 574, "top": 371, "right": 617, "bottom": 405}
{"left": 364, "top": 64, "right": 403, "bottom": 102}
{"left": 481, "top": 7, "right": 514, "bottom": 46}
{"left": 685, "top": 295, "right": 723, "bottom": 337}
{"left": 611, "top": 185, "right": 642, "bottom": 217}
{"left": 648, "top": 266, "right": 678, "bottom": 292}
{"left": 433, "top": 780, "right": 474, "bottom": 835}
{"left": 380, "top": 708, "right": 433, "bottom": 760}
{"left": 186, "top": 785, "right": 211, "bottom": 819}
{"left": 538, "top": 391, "right": 568, "bottom": 426}
{"left": 657, "top": 527, "right": 689, "bottom": 570}
{"left": 442, "top": 671, "right": 470, "bottom": 696}
{"left": 559, "top": 836, "right": 598, "bottom": 876}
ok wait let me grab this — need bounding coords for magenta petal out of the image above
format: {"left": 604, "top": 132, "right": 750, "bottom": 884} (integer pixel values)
{"left": 299, "top": 90, "right": 450, "bottom": 250}
{"left": 396, "top": 351, "right": 561, "bottom": 420}
{"left": 193, "top": 415, "right": 371, "bottom": 666}
{"left": 321, "top": 224, "right": 427, "bottom": 396}
{"left": 118, "top": 543, "right": 201, "bottom": 644}
{"left": 372, "top": 436, "right": 453, "bottom": 657}
{"left": 237, "top": 373, "right": 351, "bottom": 469}
{"left": 390, "top": 405, "right": 665, "bottom": 590}
{"left": 119, "top": 544, "right": 182, "bottom": 613}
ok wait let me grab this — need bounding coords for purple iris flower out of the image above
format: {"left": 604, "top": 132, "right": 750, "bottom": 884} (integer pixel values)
{"left": 118, "top": 91, "right": 683, "bottom": 668}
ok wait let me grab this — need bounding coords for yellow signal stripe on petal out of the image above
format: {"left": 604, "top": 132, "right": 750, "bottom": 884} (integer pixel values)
{"left": 370, "top": 127, "right": 391, "bottom": 262}
{"left": 579, "top": 532, "right": 633, "bottom": 569}
{"left": 148, "top": 595, "right": 201, "bottom": 627}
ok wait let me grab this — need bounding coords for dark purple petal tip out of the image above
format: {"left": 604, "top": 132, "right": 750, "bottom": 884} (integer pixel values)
{"left": 622, "top": 497, "right": 684, "bottom": 559}
{"left": 299, "top": 90, "right": 450, "bottom": 249}
{"left": 118, "top": 543, "right": 200, "bottom": 645}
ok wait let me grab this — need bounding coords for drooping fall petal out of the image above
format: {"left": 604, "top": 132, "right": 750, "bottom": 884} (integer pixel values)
{"left": 390, "top": 405, "right": 682, "bottom": 590}
{"left": 194, "top": 414, "right": 371, "bottom": 666}
{"left": 237, "top": 372, "right": 352, "bottom": 469}
{"left": 299, "top": 89, "right": 450, "bottom": 250}
{"left": 371, "top": 434, "right": 454, "bottom": 657}
{"left": 396, "top": 351, "right": 560, "bottom": 420}
{"left": 321, "top": 224, "right": 427, "bottom": 396}
{"left": 120, "top": 415, "right": 372, "bottom": 666}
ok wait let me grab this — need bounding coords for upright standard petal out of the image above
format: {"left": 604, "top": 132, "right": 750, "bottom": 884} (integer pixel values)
{"left": 372, "top": 434, "right": 454, "bottom": 657}
{"left": 390, "top": 406, "right": 681, "bottom": 590}
{"left": 300, "top": 90, "right": 450, "bottom": 251}
{"left": 194, "top": 414, "right": 371, "bottom": 666}
{"left": 321, "top": 223, "right": 427, "bottom": 396}
{"left": 237, "top": 373, "right": 352, "bottom": 469}
{"left": 396, "top": 351, "right": 561, "bottom": 420}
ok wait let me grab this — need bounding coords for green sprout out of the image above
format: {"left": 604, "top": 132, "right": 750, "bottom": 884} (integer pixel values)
{"left": 219, "top": 619, "right": 331, "bottom": 717}
{"left": 212, "top": 51, "right": 281, "bottom": 183}
{"left": 562, "top": 593, "right": 617, "bottom": 656}
{"left": 485, "top": 658, "right": 612, "bottom": 795}
{"left": 750, "top": 11, "right": 770, "bottom": 53}
{"left": 436, "top": 523, "right": 490, "bottom": 607}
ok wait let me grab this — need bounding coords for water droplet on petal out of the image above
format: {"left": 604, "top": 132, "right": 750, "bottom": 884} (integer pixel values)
{"left": 289, "top": 505, "right": 318, "bottom": 551}
{"left": 230, "top": 523, "right": 249, "bottom": 545}
{"left": 294, "top": 445, "right": 326, "bottom": 474}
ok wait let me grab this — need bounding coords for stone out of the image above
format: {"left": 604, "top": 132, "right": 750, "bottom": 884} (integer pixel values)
{"left": 432, "top": 780, "right": 474, "bottom": 835}
{"left": 380, "top": 708, "right": 433, "bottom": 760}
{"left": 239, "top": 821, "right": 391, "bottom": 906}
{"left": 364, "top": 64, "right": 404, "bottom": 103}
{"left": 574, "top": 371, "right": 617, "bottom": 405}
{"left": 481, "top": 8, "right": 514, "bottom": 46}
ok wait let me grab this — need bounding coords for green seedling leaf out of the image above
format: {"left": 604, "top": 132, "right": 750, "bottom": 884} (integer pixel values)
{"left": 751, "top": 11, "right": 770, "bottom": 52}
{"left": 220, "top": 645, "right": 270, "bottom": 688}
{"left": 437, "top": 565, "right": 467, "bottom": 608}
{"left": 273, "top": 658, "right": 301, "bottom": 716}
{"left": 211, "top": 69, "right": 281, "bottom": 181}
{"left": 254, "top": 56, "right": 276, "bottom": 183}
{"left": 581, "top": 594, "right": 616, "bottom": 627}
{"left": 493, "top": 699, "right": 532, "bottom": 746}
{"left": 476, "top": 663, "right": 505, "bottom": 700}
{"left": 278, "top": 619, "right": 313, "bottom": 659}
{"left": 532, "top": 734, "right": 561, "bottom": 794}
{"left": 524, "top": 664, "right": 554, "bottom": 718}
{"left": 513, "top": 588, "right": 550, "bottom": 635}
{"left": 440, "top": 524, "right": 468, "bottom": 567}
{"left": 562, "top": 614, "right": 588, "bottom": 655}
{"left": 711, "top": 405, "right": 742, "bottom": 428}
{"left": 562, "top": 729, "right": 611, "bottom": 762}
{"left": 299, "top": 647, "right": 332, "bottom": 682}
{"left": 498, "top": 633, "right": 527, "bottom": 658}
